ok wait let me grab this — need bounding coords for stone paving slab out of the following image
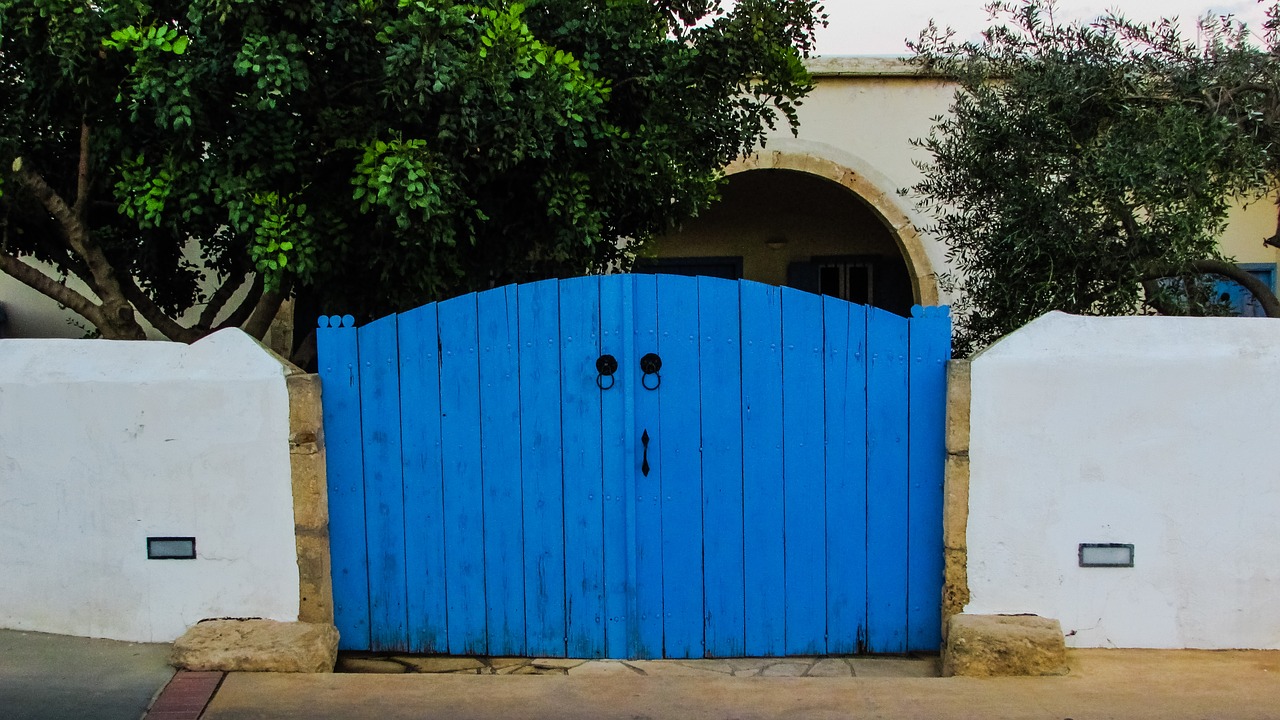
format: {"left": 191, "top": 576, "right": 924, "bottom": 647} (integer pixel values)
{"left": 807, "top": 658, "right": 853, "bottom": 677}
{"left": 336, "top": 653, "right": 940, "bottom": 678}
{"left": 849, "top": 656, "right": 942, "bottom": 678}
{"left": 204, "top": 650, "right": 1280, "bottom": 720}
{"left": 565, "top": 661, "right": 640, "bottom": 677}
{"left": 394, "top": 657, "right": 484, "bottom": 673}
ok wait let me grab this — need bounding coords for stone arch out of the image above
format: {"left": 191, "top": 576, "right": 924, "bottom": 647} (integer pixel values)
{"left": 724, "top": 149, "right": 940, "bottom": 306}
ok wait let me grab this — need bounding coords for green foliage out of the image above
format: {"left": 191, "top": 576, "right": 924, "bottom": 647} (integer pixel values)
{"left": 0, "top": 0, "right": 824, "bottom": 332}
{"left": 907, "top": 0, "right": 1278, "bottom": 355}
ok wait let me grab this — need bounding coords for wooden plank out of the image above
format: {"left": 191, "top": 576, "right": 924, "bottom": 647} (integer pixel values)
{"left": 357, "top": 313, "right": 408, "bottom": 651}
{"left": 477, "top": 286, "right": 526, "bottom": 657}
{"left": 316, "top": 315, "right": 370, "bottom": 651}
{"left": 823, "top": 298, "right": 869, "bottom": 654}
{"left": 739, "top": 282, "right": 786, "bottom": 657}
{"left": 631, "top": 274, "right": 665, "bottom": 658}
{"left": 599, "top": 275, "right": 635, "bottom": 658}
{"left": 906, "top": 306, "right": 952, "bottom": 651}
{"left": 518, "top": 280, "right": 567, "bottom": 657}
{"left": 656, "top": 274, "right": 704, "bottom": 659}
{"left": 397, "top": 303, "right": 449, "bottom": 653}
{"left": 698, "top": 277, "right": 745, "bottom": 657}
{"left": 781, "top": 287, "right": 827, "bottom": 656}
{"left": 866, "top": 307, "right": 911, "bottom": 653}
{"left": 560, "top": 276, "right": 606, "bottom": 658}
{"left": 438, "top": 293, "right": 488, "bottom": 655}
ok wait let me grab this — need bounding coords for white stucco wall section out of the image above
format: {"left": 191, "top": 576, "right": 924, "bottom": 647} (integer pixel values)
{"left": 966, "top": 312, "right": 1280, "bottom": 649}
{"left": 0, "top": 329, "right": 300, "bottom": 643}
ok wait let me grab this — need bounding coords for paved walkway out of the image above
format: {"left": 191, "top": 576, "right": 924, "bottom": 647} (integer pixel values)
{"left": 4, "top": 630, "right": 1278, "bottom": 719}
{"left": 0, "top": 629, "right": 173, "bottom": 720}
{"left": 204, "top": 649, "right": 1280, "bottom": 720}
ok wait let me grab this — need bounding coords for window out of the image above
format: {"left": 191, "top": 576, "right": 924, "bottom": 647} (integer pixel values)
{"left": 817, "top": 260, "right": 874, "bottom": 304}
{"left": 1213, "top": 263, "right": 1276, "bottom": 317}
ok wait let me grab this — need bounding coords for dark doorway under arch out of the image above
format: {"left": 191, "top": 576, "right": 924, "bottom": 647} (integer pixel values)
{"left": 641, "top": 169, "right": 915, "bottom": 316}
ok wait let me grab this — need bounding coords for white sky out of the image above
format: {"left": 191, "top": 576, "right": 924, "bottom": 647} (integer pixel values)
{"left": 813, "top": 0, "right": 1272, "bottom": 55}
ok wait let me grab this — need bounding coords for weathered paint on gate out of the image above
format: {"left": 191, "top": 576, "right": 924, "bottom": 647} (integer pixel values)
{"left": 317, "top": 275, "right": 950, "bottom": 658}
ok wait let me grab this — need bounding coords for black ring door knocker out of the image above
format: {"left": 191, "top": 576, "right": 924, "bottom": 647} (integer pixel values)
{"left": 639, "top": 353, "right": 662, "bottom": 391}
{"left": 595, "top": 354, "right": 618, "bottom": 390}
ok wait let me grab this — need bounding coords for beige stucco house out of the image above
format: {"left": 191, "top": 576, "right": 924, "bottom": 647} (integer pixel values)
{"left": 648, "top": 56, "right": 1280, "bottom": 318}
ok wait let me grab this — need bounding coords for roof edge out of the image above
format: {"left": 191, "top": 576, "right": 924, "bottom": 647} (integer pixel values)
{"left": 805, "top": 55, "right": 944, "bottom": 78}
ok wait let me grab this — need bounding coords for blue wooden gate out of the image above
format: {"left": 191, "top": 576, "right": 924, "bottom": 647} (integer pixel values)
{"left": 317, "top": 274, "right": 950, "bottom": 658}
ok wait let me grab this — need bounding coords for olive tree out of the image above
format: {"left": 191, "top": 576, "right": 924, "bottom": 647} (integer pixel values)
{"left": 907, "top": 0, "right": 1280, "bottom": 354}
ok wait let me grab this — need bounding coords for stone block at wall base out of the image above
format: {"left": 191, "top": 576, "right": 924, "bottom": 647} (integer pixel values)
{"left": 170, "top": 619, "right": 338, "bottom": 673}
{"left": 943, "top": 614, "right": 1068, "bottom": 677}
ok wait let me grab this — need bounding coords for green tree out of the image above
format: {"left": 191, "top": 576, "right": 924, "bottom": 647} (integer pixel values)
{"left": 907, "top": 0, "right": 1280, "bottom": 355}
{"left": 0, "top": 0, "right": 823, "bottom": 345}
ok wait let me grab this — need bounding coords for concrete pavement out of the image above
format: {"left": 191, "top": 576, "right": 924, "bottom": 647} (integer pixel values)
{"left": 0, "top": 629, "right": 173, "bottom": 720}
{"left": 203, "top": 649, "right": 1280, "bottom": 720}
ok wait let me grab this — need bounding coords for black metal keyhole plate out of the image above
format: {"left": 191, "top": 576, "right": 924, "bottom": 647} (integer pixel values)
{"left": 639, "top": 353, "right": 662, "bottom": 375}
{"left": 596, "top": 354, "right": 618, "bottom": 376}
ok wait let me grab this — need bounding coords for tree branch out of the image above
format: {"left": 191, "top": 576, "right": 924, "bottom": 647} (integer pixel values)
{"left": 12, "top": 157, "right": 86, "bottom": 251}
{"left": 196, "top": 270, "right": 250, "bottom": 329}
{"left": 118, "top": 275, "right": 202, "bottom": 343}
{"left": 11, "top": 157, "right": 137, "bottom": 327}
{"left": 216, "top": 272, "right": 264, "bottom": 331}
{"left": 72, "top": 119, "right": 91, "bottom": 223}
{"left": 242, "top": 287, "right": 286, "bottom": 340}
{"left": 0, "top": 249, "right": 104, "bottom": 327}
{"left": 1267, "top": 198, "right": 1280, "bottom": 249}
{"left": 1141, "top": 278, "right": 1178, "bottom": 315}
{"left": 1113, "top": 202, "right": 1142, "bottom": 240}
{"left": 1189, "top": 258, "right": 1280, "bottom": 318}
{"left": 1142, "top": 259, "right": 1280, "bottom": 318}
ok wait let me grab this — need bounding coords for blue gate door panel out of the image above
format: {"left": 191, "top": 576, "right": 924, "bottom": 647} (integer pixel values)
{"left": 631, "top": 274, "right": 665, "bottom": 658}
{"left": 317, "top": 275, "right": 951, "bottom": 658}
{"left": 699, "top": 277, "right": 746, "bottom": 657}
{"left": 357, "top": 314, "right": 409, "bottom": 651}
{"left": 739, "top": 282, "right": 787, "bottom": 657}
{"left": 559, "top": 276, "right": 606, "bottom": 658}
{"left": 780, "top": 287, "right": 828, "bottom": 656}
{"left": 907, "top": 306, "right": 952, "bottom": 651}
{"left": 656, "top": 274, "right": 704, "bottom": 659}
{"left": 866, "top": 307, "right": 911, "bottom": 654}
{"left": 517, "top": 280, "right": 567, "bottom": 657}
{"left": 397, "top": 303, "right": 449, "bottom": 654}
{"left": 600, "top": 275, "right": 636, "bottom": 659}
{"left": 316, "top": 315, "right": 370, "bottom": 651}
{"left": 438, "top": 293, "right": 488, "bottom": 655}
{"left": 824, "top": 297, "right": 869, "bottom": 654}
{"left": 477, "top": 286, "right": 527, "bottom": 657}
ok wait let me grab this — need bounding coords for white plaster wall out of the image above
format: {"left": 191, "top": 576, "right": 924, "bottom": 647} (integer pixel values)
{"left": 0, "top": 329, "right": 300, "bottom": 642}
{"left": 966, "top": 312, "right": 1280, "bottom": 649}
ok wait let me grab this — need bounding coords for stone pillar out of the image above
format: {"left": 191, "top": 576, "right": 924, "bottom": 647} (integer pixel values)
{"left": 287, "top": 373, "right": 334, "bottom": 626}
{"left": 941, "top": 360, "right": 971, "bottom": 641}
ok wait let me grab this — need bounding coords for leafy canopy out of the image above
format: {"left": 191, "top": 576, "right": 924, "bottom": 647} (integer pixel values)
{"left": 907, "top": 0, "right": 1280, "bottom": 355}
{"left": 0, "top": 0, "right": 824, "bottom": 342}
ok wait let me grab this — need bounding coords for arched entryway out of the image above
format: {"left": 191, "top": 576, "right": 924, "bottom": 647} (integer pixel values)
{"left": 642, "top": 152, "right": 938, "bottom": 314}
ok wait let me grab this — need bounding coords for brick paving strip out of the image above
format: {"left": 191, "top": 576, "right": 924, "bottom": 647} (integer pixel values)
{"left": 145, "top": 670, "right": 225, "bottom": 720}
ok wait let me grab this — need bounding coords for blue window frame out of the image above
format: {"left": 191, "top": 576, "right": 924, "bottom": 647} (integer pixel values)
{"left": 1214, "top": 263, "right": 1277, "bottom": 317}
